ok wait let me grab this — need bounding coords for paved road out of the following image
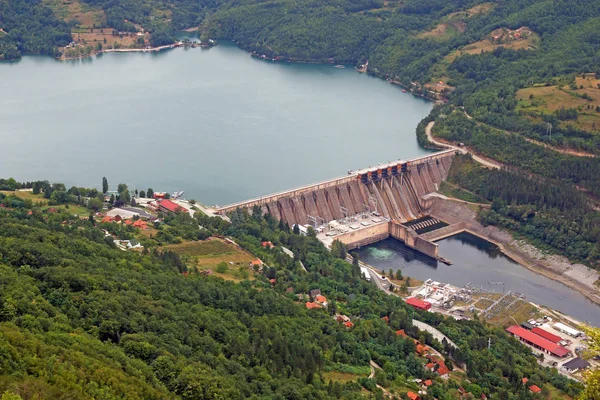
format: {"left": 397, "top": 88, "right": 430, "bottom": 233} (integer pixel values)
{"left": 425, "top": 121, "right": 501, "bottom": 169}
{"left": 412, "top": 319, "right": 459, "bottom": 349}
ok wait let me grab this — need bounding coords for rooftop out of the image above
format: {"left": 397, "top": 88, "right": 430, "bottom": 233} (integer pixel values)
{"left": 506, "top": 325, "right": 570, "bottom": 357}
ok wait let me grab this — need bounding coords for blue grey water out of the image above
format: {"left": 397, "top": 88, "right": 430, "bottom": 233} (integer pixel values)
{"left": 0, "top": 43, "right": 432, "bottom": 205}
{"left": 356, "top": 233, "right": 600, "bottom": 326}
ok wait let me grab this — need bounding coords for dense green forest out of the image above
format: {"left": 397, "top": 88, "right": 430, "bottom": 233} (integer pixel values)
{"left": 0, "top": 188, "right": 582, "bottom": 399}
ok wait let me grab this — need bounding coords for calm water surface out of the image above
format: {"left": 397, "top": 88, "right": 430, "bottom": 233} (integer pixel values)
{"left": 0, "top": 44, "right": 432, "bottom": 204}
{"left": 356, "top": 233, "right": 600, "bottom": 326}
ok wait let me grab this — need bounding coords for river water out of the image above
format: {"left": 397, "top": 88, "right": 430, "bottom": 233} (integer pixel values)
{"left": 0, "top": 43, "right": 432, "bottom": 205}
{"left": 356, "top": 233, "right": 600, "bottom": 326}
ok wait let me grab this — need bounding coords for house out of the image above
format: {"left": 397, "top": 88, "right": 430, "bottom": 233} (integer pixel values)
{"left": 396, "top": 329, "right": 408, "bottom": 338}
{"left": 127, "top": 239, "right": 142, "bottom": 249}
{"left": 381, "top": 316, "right": 390, "bottom": 324}
{"left": 102, "top": 216, "right": 113, "bottom": 223}
{"left": 249, "top": 259, "right": 263, "bottom": 268}
{"left": 562, "top": 357, "right": 590, "bottom": 373}
{"left": 315, "top": 295, "right": 328, "bottom": 307}
{"left": 553, "top": 322, "right": 582, "bottom": 338}
{"left": 425, "top": 362, "right": 435, "bottom": 371}
{"left": 285, "top": 287, "right": 294, "bottom": 294}
{"left": 422, "top": 380, "right": 432, "bottom": 387}
{"left": 336, "top": 314, "right": 351, "bottom": 323}
{"left": 305, "top": 302, "right": 322, "bottom": 310}
{"left": 309, "top": 289, "right": 322, "bottom": 299}
{"left": 436, "top": 365, "right": 450, "bottom": 379}
{"left": 529, "top": 385, "right": 542, "bottom": 394}
{"left": 407, "top": 391, "right": 420, "bottom": 400}
{"left": 458, "top": 387, "right": 467, "bottom": 396}
{"left": 480, "top": 394, "right": 487, "bottom": 400}
{"left": 269, "top": 279, "right": 276, "bottom": 285}
{"left": 133, "top": 219, "right": 148, "bottom": 230}
{"left": 261, "top": 241, "right": 275, "bottom": 249}
{"left": 157, "top": 199, "right": 185, "bottom": 213}
{"left": 416, "top": 344, "right": 429, "bottom": 356}
{"left": 344, "top": 321, "right": 354, "bottom": 328}
{"left": 521, "top": 377, "right": 529, "bottom": 385}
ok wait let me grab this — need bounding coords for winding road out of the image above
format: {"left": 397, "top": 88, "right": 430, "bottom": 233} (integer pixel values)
{"left": 425, "top": 121, "right": 501, "bottom": 169}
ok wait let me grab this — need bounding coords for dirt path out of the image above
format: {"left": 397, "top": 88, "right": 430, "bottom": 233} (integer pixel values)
{"left": 425, "top": 121, "right": 502, "bottom": 169}
{"left": 524, "top": 137, "right": 597, "bottom": 158}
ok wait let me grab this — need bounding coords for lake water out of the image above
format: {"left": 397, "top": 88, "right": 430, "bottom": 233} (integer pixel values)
{"left": 0, "top": 43, "right": 432, "bottom": 205}
{"left": 356, "top": 233, "right": 600, "bottom": 326}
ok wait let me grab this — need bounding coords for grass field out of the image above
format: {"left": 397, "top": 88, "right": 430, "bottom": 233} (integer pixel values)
{"left": 162, "top": 238, "right": 256, "bottom": 281}
{"left": 439, "top": 181, "right": 490, "bottom": 204}
{"left": 516, "top": 76, "right": 600, "bottom": 132}
{"left": 0, "top": 190, "right": 48, "bottom": 204}
{"left": 322, "top": 371, "right": 364, "bottom": 384}
{"left": 418, "top": 3, "right": 494, "bottom": 41}
{"left": 44, "top": 0, "right": 105, "bottom": 27}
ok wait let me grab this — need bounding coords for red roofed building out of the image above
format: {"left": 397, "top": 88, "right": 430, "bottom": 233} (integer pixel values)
{"left": 529, "top": 385, "right": 542, "bottom": 394}
{"left": 315, "top": 295, "right": 327, "bottom": 304}
{"left": 396, "top": 329, "right": 408, "bottom": 337}
{"left": 157, "top": 199, "right": 185, "bottom": 213}
{"left": 261, "top": 241, "right": 275, "bottom": 249}
{"left": 344, "top": 321, "right": 354, "bottom": 328}
{"left": 506, "top": 325, "right": 570, "bottom": 357}
{"left": 521, "top": 377, "right": 529, "bottom": 385}
{"left": 407, "top": 391, "right": 420, "bottom": 400}
{"left": 423, "top": 380, "right": 432, "bottom": 387}
{"left": 381, "top": 316, "right": 390, "bottom": 324}
{"left": 406, "top": 297, "right": 432, "bottom": 311}
{"left": 531, "top": 327, "right": 562, "bottom": 343}
{"left": 436, "top": 365, "right": 450, "bottom": 379}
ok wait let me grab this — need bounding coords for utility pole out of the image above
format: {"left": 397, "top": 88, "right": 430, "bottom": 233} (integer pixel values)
{"left": 546, "top": 122, "right": 552, "bottom": 140}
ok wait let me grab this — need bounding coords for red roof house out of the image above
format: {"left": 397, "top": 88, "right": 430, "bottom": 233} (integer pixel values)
{"left": 423, "top": 380, "right": 432, "bottom": 387}
{"left": 532, "top": 327, "right": 562, "bottom": 343}
{"left": 261, "top": 241, "right": 275, "bottom": 249}
{"left": 406, "top": 297, "right": 432, "bottom": 311}
{"left": 381, "top": 316, "right": 390, "bottom": 324}
{"left": 315, "top": 295, "right": 327, "bottom": 304}
{"left": 521, "top": 377, "right": 529, "bottom": 385}
{"left": 407, "top": 391, "right": 420, "bottom": 400}
{"left": 396, "top": 329, "right": 408, "bottom": 337}
{"left": 436, "top": 365, "right": 450, "bottom": 378}
{"left": 344, "top": 321, "right": 354, "bottom": 328}
{"left": 506, "top": 325, "right": 570, "bottom": 357}
{"left": 529, "top": 385, "right": 542, "bottom": 394}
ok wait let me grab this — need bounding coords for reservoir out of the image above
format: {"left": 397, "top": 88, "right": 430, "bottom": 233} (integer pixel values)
{"left": 0, "top": 43, "right": 432, "bottom": 205}
{"left": 356, "top": 233, "right": 600, "bottom": 326}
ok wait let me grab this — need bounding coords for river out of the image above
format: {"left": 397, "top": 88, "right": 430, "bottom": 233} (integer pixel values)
{"left": 356, "top": 233, "right": 600, "bottom": 326}
{"left": 0, "top": 43, "right": 432, "bottom": 205}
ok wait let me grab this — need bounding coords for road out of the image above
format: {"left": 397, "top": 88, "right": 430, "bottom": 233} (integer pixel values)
{"left": 425, "top": 121, "right": 501, "bottom": 169}
{"left": 412, "top": 319, "right": 458, "bottom": 349}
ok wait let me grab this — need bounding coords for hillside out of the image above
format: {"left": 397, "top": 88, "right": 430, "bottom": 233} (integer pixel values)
{"left": 0, "top": 188, "right": 583, "bottom": 399}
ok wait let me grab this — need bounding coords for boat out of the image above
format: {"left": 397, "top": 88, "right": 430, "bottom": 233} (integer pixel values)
{"left": 402, "top": 89, "right": 407, "bottom": 93}
{"left": 334, "top": 65, "right": 345, "bottom": 69}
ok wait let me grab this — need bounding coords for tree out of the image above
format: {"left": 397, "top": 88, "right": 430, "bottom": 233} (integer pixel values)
{"left": 139, "top": 190, "right": 146, "bottom": 198}
{"left": 396, "top": 270, "right": 403, "bottom": 280}
{"left": 147, "top": 188, "right": 154, "bottom": 198}
{"left": 389, "top": 268, "right": 393, "bottom": 279}
{"left": 117, "top": 183, "right": 128, "bottom": 194}
{"left": 102, "top": 177, "right": 109, "bottom": 194}
{"left": 580, "top": 326, "right": 600, "bottom": 400}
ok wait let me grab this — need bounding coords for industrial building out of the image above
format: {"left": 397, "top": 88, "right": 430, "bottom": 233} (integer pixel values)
{"left": 506, "top": 325, "right": 570, "bottom": 358}
{"left": 553, "top": 322, "right": 582, "bottom": 338}
{"left": 531, "top": 327, "right": 562, "bottom": 343}
{"left": 406, "top": 297, "right": 432, "bottom": 311}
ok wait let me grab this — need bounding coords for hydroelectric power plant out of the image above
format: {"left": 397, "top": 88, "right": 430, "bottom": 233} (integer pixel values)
{"left": 216, "top": 150, "right": 458, "bottom": 260}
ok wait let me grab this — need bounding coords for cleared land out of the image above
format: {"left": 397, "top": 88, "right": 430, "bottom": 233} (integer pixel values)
{"left": 162, "top": 238, "right": 256, "bottom": 281}
{"left": 418, "top": 3, "right": 495, "bottom": 41}
{"left": 517, "top": 75, "right": 600, "bottom": 133}
{"left": 0, "top": 191, "right": 48, "bottom": 204}
{"left": 44, "top": 0, "right": 105, "bottom": 27}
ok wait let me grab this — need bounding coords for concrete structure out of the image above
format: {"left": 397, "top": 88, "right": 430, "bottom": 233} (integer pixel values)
{"left": 216, "top": 150, "right": 455, "bottom": 226}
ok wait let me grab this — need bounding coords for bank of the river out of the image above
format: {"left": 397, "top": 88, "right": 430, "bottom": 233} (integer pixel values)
{"left": 429, "top": 198, "right": 600, "bottom": 310}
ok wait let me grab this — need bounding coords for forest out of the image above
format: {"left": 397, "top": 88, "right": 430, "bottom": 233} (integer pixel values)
{"left": 0, "top": 186, "right": 584, "bottom": 399}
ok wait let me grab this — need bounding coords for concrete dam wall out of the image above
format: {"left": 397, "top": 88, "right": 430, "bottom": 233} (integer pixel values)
{"left": 217, "top": 150, "right": 455, "bottom": 226}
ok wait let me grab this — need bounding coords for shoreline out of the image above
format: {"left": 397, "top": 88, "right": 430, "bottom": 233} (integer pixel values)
{"left": 429, "top": 198, "right": 600, "bottom": 310}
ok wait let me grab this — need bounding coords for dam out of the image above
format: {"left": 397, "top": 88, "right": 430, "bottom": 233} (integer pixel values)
{"left": 216, "top": 150, "right": 457, "bottom": 258}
